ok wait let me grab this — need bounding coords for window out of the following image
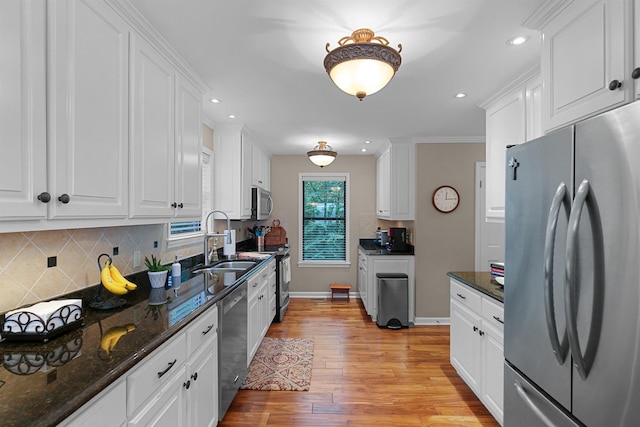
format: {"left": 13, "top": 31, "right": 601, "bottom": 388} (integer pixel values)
{"left": 168, "top": 148, "right": 213, "bottom": 243}
{"left": 299, "top": 173, "right": 350, "bottom": 266}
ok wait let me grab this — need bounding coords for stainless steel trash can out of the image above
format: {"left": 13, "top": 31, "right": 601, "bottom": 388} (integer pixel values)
{"left": 376, "top": 273, "right": 408, "bottom": 329}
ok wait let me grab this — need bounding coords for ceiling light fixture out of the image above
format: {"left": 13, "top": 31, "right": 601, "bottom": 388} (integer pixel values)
{"left": 209, "top": 98, "right": 220, "bottom": 103}
{"left": 455, "top": 93, "right": 467, "bottom": 98}
{"left": 507, "top": 35, "right": 529, "bottom": 46}
{"left": 307, "top": 141, "right": 337, "bottom": 168}
{"left": 324, "top": 28, "right": 402, "bottom": 101}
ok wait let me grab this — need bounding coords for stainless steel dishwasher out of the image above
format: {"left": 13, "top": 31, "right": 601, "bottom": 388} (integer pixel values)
{"left": 218, "top": 280, "right": 248, "bottom": 420}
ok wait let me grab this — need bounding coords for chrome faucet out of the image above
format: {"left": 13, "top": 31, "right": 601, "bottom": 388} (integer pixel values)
{"left": 204, "top": 210, "right": 232, "bottom": 263}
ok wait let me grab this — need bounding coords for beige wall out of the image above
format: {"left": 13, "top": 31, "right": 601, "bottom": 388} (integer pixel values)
{"left": 270, "top": 155, "right": 378, "bottom": 293}
{"left": 414, "top": 143, "right": 485, "bottom": 318}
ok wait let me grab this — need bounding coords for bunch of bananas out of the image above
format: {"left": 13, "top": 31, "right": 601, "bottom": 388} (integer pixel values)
{"left": 100, "top": 324, "right": 136, "bottom": 355}
{"left": 100, "top": 260, "right": 137, "bottom": 295}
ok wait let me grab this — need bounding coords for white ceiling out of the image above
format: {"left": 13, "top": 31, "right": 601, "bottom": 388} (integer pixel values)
{"left": 126, "top": 0, "right": 545, "bottom": 156}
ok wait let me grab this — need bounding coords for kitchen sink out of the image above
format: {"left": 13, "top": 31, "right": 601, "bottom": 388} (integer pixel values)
{"left": 192, "top": 260, "right": 258, "bottom": 275}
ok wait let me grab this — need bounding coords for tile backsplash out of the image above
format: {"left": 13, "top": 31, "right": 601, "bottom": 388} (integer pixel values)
{"left": 0, "top": 224, "right": 202, "bottom": 313}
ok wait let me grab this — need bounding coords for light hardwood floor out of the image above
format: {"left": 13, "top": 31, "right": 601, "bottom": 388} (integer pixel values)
{"left": 220, "top": 298, "right": 500, "bottom": 427}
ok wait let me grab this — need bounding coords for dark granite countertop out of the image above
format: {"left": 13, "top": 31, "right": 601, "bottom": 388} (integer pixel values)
{"left": 0, "top": 252, "right": 273, "bottom": 427}
{"left": 358, "top": 239, "right": 415, "bottom": 255}
{"left": 447, "top": 271, "right": 504, "bottom": 303}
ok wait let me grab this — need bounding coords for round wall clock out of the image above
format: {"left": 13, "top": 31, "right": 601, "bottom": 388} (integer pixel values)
{"left": 432, "top": 185, "right": 460, "bottom": 213}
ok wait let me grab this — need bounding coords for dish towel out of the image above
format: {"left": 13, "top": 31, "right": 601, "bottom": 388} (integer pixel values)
{"left": 3, "top": 299, "right": 83, "bottom": 335}
{"left": 283, "top": 256, "right": 291, "bottom": 283}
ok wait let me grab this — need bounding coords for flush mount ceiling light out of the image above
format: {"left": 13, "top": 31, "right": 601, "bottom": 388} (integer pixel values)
{"left": 324, "top": 28, "right": 402, "bottom": 101}
{"left": 307, "top": 141, "right": 337, "bottom": 167}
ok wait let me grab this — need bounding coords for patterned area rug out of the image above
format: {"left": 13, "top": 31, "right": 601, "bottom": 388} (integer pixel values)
{"left": 242, "top": 338, "right": 314, "bottom": 391}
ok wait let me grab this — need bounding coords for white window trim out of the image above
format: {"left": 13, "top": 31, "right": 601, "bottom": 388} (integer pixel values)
{"left": 298, "top": 172, "right": 351, "bottom": 268}
{"left": 166, "top": 147, "right": 213, "bottom": 249}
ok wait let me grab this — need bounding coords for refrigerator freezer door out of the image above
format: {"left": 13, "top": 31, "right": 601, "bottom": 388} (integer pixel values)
{"left": 505, "top": 363, "right": 580, "bottom": 427}
{"left": 504, "top": 127, "right": 573, "bottom": 411}
{"left": 570, "top": 101, "right": 640, "bottom": 426}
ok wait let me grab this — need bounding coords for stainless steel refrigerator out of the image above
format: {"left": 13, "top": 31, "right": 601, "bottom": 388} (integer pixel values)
{"left": 504, "top": 101, "right": 640, "bottom": 426}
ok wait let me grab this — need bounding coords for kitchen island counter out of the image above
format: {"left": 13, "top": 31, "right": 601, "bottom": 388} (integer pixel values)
{"left": 358, "top": 238, "right": 414, "bottom": 255}
{"left": 447, "top": 271, "right": 504, "bottom": 303}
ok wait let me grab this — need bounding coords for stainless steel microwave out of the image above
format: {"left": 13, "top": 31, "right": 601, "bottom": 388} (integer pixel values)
{"left": 251, "top": 187, "right": 273, "bottom": 220}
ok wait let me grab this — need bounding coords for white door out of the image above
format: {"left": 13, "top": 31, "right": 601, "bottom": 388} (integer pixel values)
{"left": 475, "top": 163, "right": 504, "bottom": 271}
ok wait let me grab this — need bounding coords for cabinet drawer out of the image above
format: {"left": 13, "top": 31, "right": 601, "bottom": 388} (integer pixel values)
{"left": 247, "top": 270, "right": 262, "bottom": 299}
{"left": 127, "top": 333, "right": 187, "bottom": 416}
{"left": 450, "top": 280, "right": 481, "bottom": 313}
{"left": 481, "top": 297, "right": 504, "bottom": 330}
{"left": 187, "top": 305, "right": 218, "bottom": 356}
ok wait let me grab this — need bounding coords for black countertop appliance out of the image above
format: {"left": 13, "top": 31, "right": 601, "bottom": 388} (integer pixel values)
{"left": 387, "top": 227, "right": 407, "bottom": 252}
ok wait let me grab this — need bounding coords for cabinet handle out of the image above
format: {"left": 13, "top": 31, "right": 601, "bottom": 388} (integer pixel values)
{"left": 171, "top": 202, "right": 177, "bottom": 208}
{"left": 632, "top": 68, "right": 640, "bottom": 80}
{"left": 456, "top": 293, "right": 466, "bottom": 300}
{"left": 178, "top": 203, "right": 184, "bottom": 208}
{"left": 58, "top": 194, "right": 70, "bottom": 204}
{"left": 608, "top": 79, "right": 622, "bottom": 90}
{"left": 191, "top": 372, "right": 198, "bottom": 382}
{"left": 202, "top": 324, "right": 214, "bottom": 335}
{"left": 479, "top": 330, "right": 485, "bottom": 336}
{"left": 493, "top": 315, "right": 504, "bottom": 324}
{"left": 183, "top": 379, "right": 191, "bottom": 389}
{"left": 37, "top": 192, "right": 51, "bottom": 203}
{"left": 473, "top": 326, "right": 478, "bottom": 332}
{"left": 157, "top": 359, "right": 177, "bottom": 378}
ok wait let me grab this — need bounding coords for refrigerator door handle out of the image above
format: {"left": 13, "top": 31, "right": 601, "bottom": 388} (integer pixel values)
{"left": 543, "top": 182, "right": 571, "bottom": 364}
{"left": 565, "top": 179, "right": 605, "bottom": 381}
{"left": 513, "top": 380, "right": 558, "bottom": 427}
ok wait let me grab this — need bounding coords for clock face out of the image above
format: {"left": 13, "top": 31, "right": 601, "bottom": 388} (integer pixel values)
{"left": 432, "top": 186, "right": 460, "bottom": 213}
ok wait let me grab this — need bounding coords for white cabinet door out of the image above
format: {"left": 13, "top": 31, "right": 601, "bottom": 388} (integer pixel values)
{"left": 0, "top": 0, "right": 47, "bottom": 221}
{"left": 129, "top": 33, "right": 175, "bottom": 218}
{"left": 48, "top": 0, "right": 129, "bottom": 219}
{"left": 376, "top": 149, "right": 390, "bottom": 217}
{"left": 450, "top": 299, "right": 483, "bottom": 394}
{"left": 481, "top": 321, "right": 504, "bottom": 425}
{"left": 241, "top": 135, "right": 253, "bottom": 218}
{"left": 357, "top": 250, "right": 369, "bottom": 313}
{"left": 186, "top": 337, "right": 218, "bottom": 427}
{"left": 247, "top": 291, "right": 260, "bottom": 365}
{"left": 128, "top": 365, "right": 187, "bottom": 427}
{"left": 252, "top": 143, "right": 266, "bottom": 188}
{"left": 525, "top": 75, "right": 543, "bottom": 141}
{"left": 635, "top": 0, "right": 640, "bottom": 99}
{"left": 542, "top": 0, "right": 626, "bottom": 132}
{"left": 485, "top": 87, "right": 525, "bottom": 222}
{"left": 61, "top": 379, "right": 127, "bottom": 427}
{"left": 174, "top": 75, "right": 202, "bottom": 218}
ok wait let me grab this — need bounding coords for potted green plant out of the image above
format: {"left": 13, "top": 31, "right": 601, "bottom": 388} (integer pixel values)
{"left": 145, "top": 255, "right": 168, "bottom": 289}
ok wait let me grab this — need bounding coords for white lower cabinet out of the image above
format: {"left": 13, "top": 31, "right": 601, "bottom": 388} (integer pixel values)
{"left": 358, "top": 248, "right": 415, "bottom": 325}
{"left": 64, "top": 305, "right": 219, "bottom": 427}
{"left": 247, "top": 260, "right": 275, "bottom": 365}
{"left": 59, "top": 379, "right": 127, "bottom": 427}
{"left": 449, "top": 278, "right": 504, "bottom": 425}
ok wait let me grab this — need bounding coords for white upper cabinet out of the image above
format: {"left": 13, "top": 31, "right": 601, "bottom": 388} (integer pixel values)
{"left": 129, "top": 34, "right": 176, "bottom": 218}
{"left": 375, "top": 140, "right": 415, "bottom": 221}
{"left": 482, "top": 71, "right": 540, "bottom": 222}
{"left": 541, "top": 0, "right": 627, "bottom": 132}
{"left": 251, "top": 143, "right": 271, "bottom": 190}
{"left": 173, "top": 75, "right": 202, "bottom": 218}
{"left": 0, "top": 0, "right": 47, "bottom": 221}
{"left": 634, "top": 0, "right": 640, "bottom": 99}
{"left": 48, "top": 0, "right": 130, "bottom": 219}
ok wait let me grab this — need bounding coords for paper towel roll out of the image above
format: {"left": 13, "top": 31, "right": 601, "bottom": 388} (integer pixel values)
{"left": 223, "top": 229, "right": 236, "bottom": 256}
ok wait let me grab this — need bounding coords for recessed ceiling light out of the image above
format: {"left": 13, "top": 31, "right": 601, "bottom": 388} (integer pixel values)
{"left": 455, "top": 93, "right": 467, "bottom": 98}
{"left": 209, "top": 98, "right": 220, "bottom": 103}
{"left": 507, "top": 35, "right": 529, "bottom": 46}
{"left": 361, "top": 148, "right": 367, "bottom": 152}
{"left": 365, "top": 140, "right": 371, "bottom": 144}
{"left": 228, "top": 114, "right": 236, "bottom": 119}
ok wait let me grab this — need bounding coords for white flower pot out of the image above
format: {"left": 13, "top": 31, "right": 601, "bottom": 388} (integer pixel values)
{"left": 148, "top": 270, "right": 168, "bottom": 289}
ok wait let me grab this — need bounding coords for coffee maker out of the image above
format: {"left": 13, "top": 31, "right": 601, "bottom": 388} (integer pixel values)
{"left": 387, "top": 227, "right": 407, "bottom": 252}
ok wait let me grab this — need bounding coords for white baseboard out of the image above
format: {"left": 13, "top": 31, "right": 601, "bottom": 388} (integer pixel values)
{"left": 289, "top": 291, "right": 360, "bottom": 299}
{"left": 414, "top": 317, "right": 450, "bottom": 326}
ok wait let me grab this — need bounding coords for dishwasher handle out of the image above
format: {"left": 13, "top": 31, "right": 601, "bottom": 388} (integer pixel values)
{"left": 223, "top": 281, "right": 247, "bottom": 315}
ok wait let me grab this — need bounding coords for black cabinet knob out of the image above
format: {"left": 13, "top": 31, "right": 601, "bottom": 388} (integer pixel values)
{"left": 58, "top": 194, "right": 70, "bottom": 204}
{"left": 632, "top": 68, "right": 640, "bottom": 80}
{"left": 183, "top": 380, "right": 191, "bottom": 390}
{"left": 171, "top": 202, "right": 177, "bottom": 208}
{"left": 178, "top": 203, "right": 184, "bottom": 208}
{"left": 609, "top": 79, "right": 622, "bottom": 90}
{"left": 191, "top": 372, "right": 198, "bottom": 382}
{"left": 37, "top": 192, "right": 51, "bottom": 203}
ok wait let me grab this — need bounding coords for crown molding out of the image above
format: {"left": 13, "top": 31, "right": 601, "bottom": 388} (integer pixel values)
{"left": 478, "top": 63, "right": 540, "bottom": 109}
{"left": 523, "top": 0, "right": 574, "bottom": 30}
{"left": 105, "top": 0, "right": 210, "bottom": 94}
